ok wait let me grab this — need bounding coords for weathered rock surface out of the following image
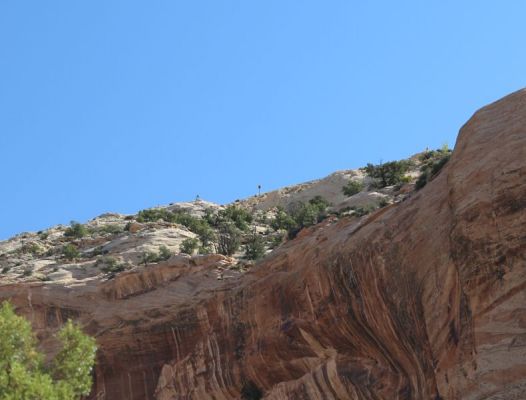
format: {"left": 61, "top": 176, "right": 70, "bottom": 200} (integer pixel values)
{"left": 1, "top": 89, "right": 526, "bottom": 399}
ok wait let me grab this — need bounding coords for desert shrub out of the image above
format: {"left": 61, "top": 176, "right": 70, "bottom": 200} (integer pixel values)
{"left": 431, "top": 154, "right": 451, "bottom": 175}
{"left": 38, "top": 231, "right": 49, "bottom": 240}
{"left": 0, "top": 301, "right": 97, "bottom": 398}
{"left": 180, "top": 238, "right": 199, "bottom": 255}
{"left": 289, "top": 197, "right": 329, "bottom": 233}
{"left": 197, "top": 226, "right": 216, "bottom": 248}
{"left": 416, "top": 149, "right": 452, "bottom": 190}
{"left": 62, "top": 244, "right": 80, "bottom": 260}
{"left": 22, "top": 267, "right": 34, "bottom": 277}
{"left": 362, "top": 160, "right": 412, "bottom": 188}
{"left": 136, "top": 208, "right": 174, "bottom": 223}
{"left": 207, "top": 206, "right": 253, "bottom": 232}
{"left": 140, "top": 251, "right": 159, "bottom": 266}
{"left": 419, "top": 150, "right": 438, "bottom": 162}
{"left": 271, "top": 196, "right": 330, "bottom": 239}
{"left": 254, "top": 212, "right": 268, "bottom": 224}
{"left": 220, "top": 205, "right": 253, "bottom": 231}
{"left": 308, "top": 195, "right": 330, "bottom": 210}
{"left": 342, "top": 180, "right": 364, "bottom": 196}
{"left": 298, "top": 201, "right": 326, "bottom": 226}
{"left": 158, "top": 245, "right": 172, "bottom": 261}
{"left": 64, "top": 221, "right": 88, "bottom": 239}
{"left": 350, "top": 204, "right": 377, "bottom": 217}
{"left": 268, "top": 232, "right": 286, "bottom": 249}
{"left": 97, "top": 256, "right": 129, "bottom": 277}
{"left": 173, "top": 211, "right": 204, "bottom": 232}
{"left": 291, "top": 203, "right": 319, "bottom": 229}
{"left": 1, "top": 266, "right": 10, "bottom": 274}
{"left": 140, "top": 246, "right": 172, "bottom": 265}
{"left": 270, "top": 207, "right": 297, "bottom": 232}
{"left": 198, "top": 246, "right": 213, "bottom": 255}
{"left": 20, "top": 242, "right": 44, "bottom": 256}
{"left": 217, "top": 221, "right": 242, "bottom": 256}
{"left": 378, "top": 198, "right": 389, "bottom": 208}
{"left": 99, "top": 224, "right": 124, "bottom": 235}
{"left": 415, "top": 173, "right": 428, "bottom": 190}
{"left": 244, "top": 234, "right": 266, "bottom": 260}
{"left": 137, "top": 208, "right": 215, "bottom": 239}
{"left": 419, "top": 144, "right": 451, "bottom": 162}
{"left": 203, "top": 208, "right": 217, "bottom": 225}
{"left": 44, "top": 249, "right": 54, "bottom": 257}
{"left": 183, "top": 217, "right": 213, "bottom": 239}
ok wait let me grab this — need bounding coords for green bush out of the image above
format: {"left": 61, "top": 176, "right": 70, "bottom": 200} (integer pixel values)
{"left": 270, "top": 207, "right": 297, "bottom": 232}
{"left": 268, "top": 232, "right": 286, "bottom": 249}
{"left": 174, "top": 212, "right": 208, "bottom": 234}
{"left": 203, "top": 208, "right": 217, "bottom": 225}
{"left": 254, "top": 212, "right": 268, "bottom": 224}
{"left": 137, "top": 208, "right": 215, "bottom": 239}
{"left": 62, "top": 244, "right": 80, "bottom": 261}
{"left": 271, "top": 196, "right": 330, "bottom": 239}
{"left": 342, "top": 180, "right": 364, "bottom": 196}
{"left": 416, "top": 149, "right": 452, "bottom": 190}
{"left": 415, "top": 173, "right": 428, "bottom": 190}
{"left": 96, "top": 257, "right": 130, "bottom": 278}
{"left": 64, "top": 221, "right": 88, "bottom": 239}
{"left": 289, "top": 197, "right": 329, "bottom": 234}
{"left": 350, "top": 204, "right": 376, "bottom": 217}
{"left": 140, "top": 246, "right": 172, "bottom": 265}
{"left": 292, "top": 203, "right": 319, "bottom": 228}
{"left": 99, "top": 224, "right": 124, "bottom": 235}
{"left": 20, "top": 242, "right": 44, "bottom": 256}
{"left": 136, "top": 208, "right": 174, "bottom": 223}
{"left": 308, "top": 195, "right": 330, "bottom": 210}
{"left": 186, "top": 218, "right": 213, "bottom": 239}
{"left": 207, "top": 206, "right": 254, "bottom": 232}
{"left": 198, "top": 246, "right": 213, "bottom": 255}
{"left": 0, "top": 301, "right": 97, "bottom": 399}
{"left": 362, "top": 160, "right": 412, "bottom": 188}
{"left": 44, "top": 247, "right": 58, "bottom": 257}
{"left": 217, "top": 221, "right": 242, "bottom": 256}
{"left": 378, "top": 198, "right": 389, "bottom": 208}
{"left": 197, "top": 226, "right": 216, "bottom": 248}
{"left": 220, "top": 205, "right": 253, "bottom": 231}
{"left": 180, "top": 238, "right": 199, "bottom": 255}
{"left": 140, "top": 251, "right": 159, "bottom": 266}
{"left": 158, "top": 245, "right": 172, "bottom": 261}
{"left": 244, "top": 234, "right": 266, "bottom": 260}
{"left": 38, "top": 231, "right": 49, "bottom": 240}
{"left": 431, "top": 154, "right": 450, "bottom": 175}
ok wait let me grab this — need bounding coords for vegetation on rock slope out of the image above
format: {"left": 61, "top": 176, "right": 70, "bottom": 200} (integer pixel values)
{"left": 0, "top": 148, "right": 450, "bottom": 283}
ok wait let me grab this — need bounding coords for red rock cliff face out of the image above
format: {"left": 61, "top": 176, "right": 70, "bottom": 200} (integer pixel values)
{"left": 2, "top": 90, "right": 526, "bottom": 399}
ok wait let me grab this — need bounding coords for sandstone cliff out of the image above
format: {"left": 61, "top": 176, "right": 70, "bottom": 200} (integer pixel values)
{"left": 1, "top": 90, "right": 525, "bottom": 399}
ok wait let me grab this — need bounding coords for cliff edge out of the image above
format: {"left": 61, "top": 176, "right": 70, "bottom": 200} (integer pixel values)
{"left": 1, "top": 90, "right": 525, "bottom": 399}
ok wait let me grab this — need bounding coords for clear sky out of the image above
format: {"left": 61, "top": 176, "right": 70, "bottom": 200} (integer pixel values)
{"left": 1, "top": 1, "right": 525, "bottom": 239}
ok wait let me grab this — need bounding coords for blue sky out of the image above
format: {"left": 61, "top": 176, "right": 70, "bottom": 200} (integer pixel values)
{"left": 1, "top": 1, "right": 525, "bottom": 239}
